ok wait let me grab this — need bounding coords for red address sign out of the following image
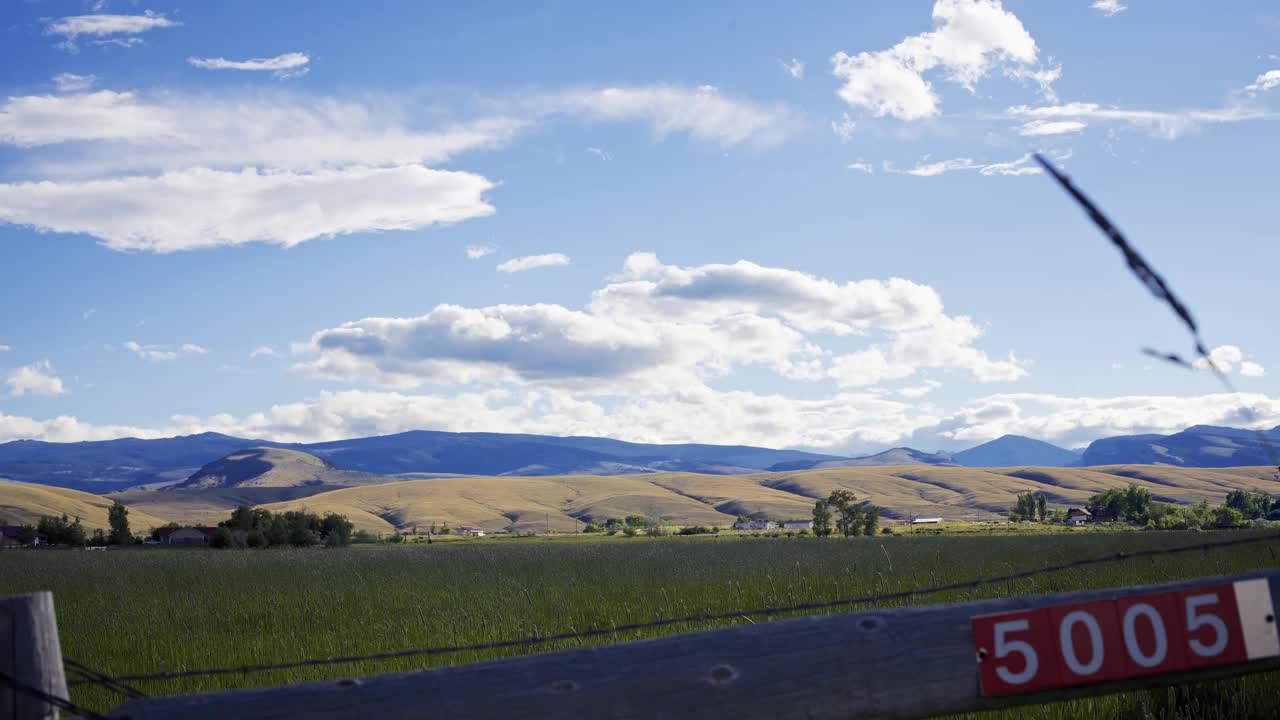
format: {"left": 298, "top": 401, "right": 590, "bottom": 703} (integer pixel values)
{"left": 972, "top": 578, "right": 1280, "bottom": 696}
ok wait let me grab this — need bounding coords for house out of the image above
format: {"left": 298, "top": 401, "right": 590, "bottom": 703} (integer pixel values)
{"left": 732, "top": 520, "right": 778, "bottom": 531}
{"left": 157, "top": 527, "right": 217, "bottom": 545}
{"left": 780, "top": 520, "right": 813, "bottom": 531}
{"left": 456, "top": 526, "right": 486, "bottom": 537}
{"left": 910, "top": 518, "right": 942, "bottom": 525}
{"left": 1066, "top": 508, "right": 1092, "bottom": 526}
{"left": 0, "top": 526, "right": 43, "bottom": 547}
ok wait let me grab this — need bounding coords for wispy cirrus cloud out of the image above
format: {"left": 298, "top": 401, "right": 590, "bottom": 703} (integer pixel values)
{"left": 45, "top": 11, "right": 179, "bottom": 51}
{"left": 465, "top": 244, "right": 495, "bottom": 259}
{"left": 188, "top": 52, "right": 310, "bottom": 79}
{"left": 1090, "top": 0, "right": 1126, "bottom": 17}
{"left": 885, "top": 152, "right": 1047, "bottom": 177}
{"left": 52, "top": 73, "right": 97, "bottom": 92}
{"left": 125, "top": 341, "right": 208, "bottom": 361}
{"left": 496, "top": 253, "right": 571, "bottom": 273}
{"left": 779, "top": 58, "right": 804, "bottom": 79}
{"left": 1008, "top": 101, "right": 1268, "bottom": 139}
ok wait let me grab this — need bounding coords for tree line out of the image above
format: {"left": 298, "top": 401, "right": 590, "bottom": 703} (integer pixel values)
{"left": 209, "top": 505, "right": 354, "bottom": 548}
{"left": 1007, "top": 485, "right": 1277, "bottom": 530}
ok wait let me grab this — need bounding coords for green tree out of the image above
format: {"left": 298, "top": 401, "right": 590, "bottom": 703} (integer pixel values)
{"left": 1009, "top": 491, "right": 1038, "bottom": 522}
{"left": 209, "top": 527, "right": 234, "bottom": 548}
{"left": 1225, "top": 490, "right": 1267, "bottom": 520}
{"left": 1035, "top": 493, "right": 1048, "bottom": 522}
{"left": 108, "top": 501, "right": 132, "bottom": 545}
{"left": 1209, "top": 505, "right": 1246, "bottom": 529}
{"left": 827, "top": 490, "right": 859, "bottom": 537}
{"left": 321, "top": 513, "right": 353, "bottom": 546}
{"left": 811, "top": 499, "right": 833, "bottom": 537}
{"left": 15, "top": 524, "right": 36, "bottom": 546}
{"left": 861, "top": 504, "right": 879, "bottom": 536}
{"left": 37, "top": 515, "right": 86, "bottom": 546}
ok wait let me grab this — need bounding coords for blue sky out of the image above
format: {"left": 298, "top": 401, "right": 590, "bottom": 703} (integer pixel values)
{"left": 1, "top": 0, "right": 1277, "bottom": 453}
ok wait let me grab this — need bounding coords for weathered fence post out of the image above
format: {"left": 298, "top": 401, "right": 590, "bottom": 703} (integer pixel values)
{"left": 1, "top": 593, "right": 69, "bottom": 720}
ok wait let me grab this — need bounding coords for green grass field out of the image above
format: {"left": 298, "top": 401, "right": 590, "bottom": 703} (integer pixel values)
{"left": 2, "top": 530, "right": 1278, "bottom": 718}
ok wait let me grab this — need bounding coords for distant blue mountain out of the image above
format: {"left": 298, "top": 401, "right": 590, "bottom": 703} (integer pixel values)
{"left": 0, "top": 430, "right": 846, "bottom": 492}
{"left": 1080, "top": 425, "right": 1280, "bottom": 467}
{"left": 953, "top": 435, "right": 1080, "bottom": 468}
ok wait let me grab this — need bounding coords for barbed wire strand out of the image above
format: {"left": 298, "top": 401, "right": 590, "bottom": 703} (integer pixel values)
{"left": 0, "top": 669, "right": 110, "bottom": 720}
{"left": 66, "top": 531, "right": 1279, "bottom": 686}
{"left": 65, "top": 657, "right": 147, "bottom": 699}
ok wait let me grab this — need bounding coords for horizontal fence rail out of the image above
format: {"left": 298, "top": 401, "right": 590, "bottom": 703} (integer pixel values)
{"left": 102, "top": 570, "right": 1280, "bottom": 720}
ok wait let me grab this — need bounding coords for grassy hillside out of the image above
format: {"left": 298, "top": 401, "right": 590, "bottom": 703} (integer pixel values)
{"left": 0, "top": 480, "right": 168, "bottom": 530}
{"left": 7, "top": 465, "right": 1279, "bottom": 534}
{"left": 178, "top": 447, "right": 394, "bottom": 489}
{"left": 257, "top": 465, "right": 1280, "bottom": 534}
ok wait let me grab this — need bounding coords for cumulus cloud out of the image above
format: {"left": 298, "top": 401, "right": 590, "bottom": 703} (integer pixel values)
{"left": 6, "top": 361, "right": 66, "bottom": 396}
{"left": 465, "top": 244, "right": 495, "bottom": 259}
{"left": 780, "top": 58, "right": 805, "bottom": 79}
{"left": 188, "top": 52, "right": 310, "bottom": 79}
{"left": 250, "top": 346, "right": 279, "bottom": 359}
{"left": 496, "top": 253, "right": 571, "bottom": 273}
{"left": 45, "top": 11, "right": 179, "bottom": 51}
{"left": 885, "top": 152, "right": 1045, "bottom": 177}
{"left": 831, "top": 0, "right": 1048, "bottom": 120}
{"left": 296, "top": 254, "right": 1021, "bottom": 393}
{"left": 125, "top": 341, "right": 208, "bottom": 361}
{"left": 1193, "top": 345, "right": 1267, "bottom": 378}
{"left": 1091, "top": 0, "right": 1126, "bottom": 16}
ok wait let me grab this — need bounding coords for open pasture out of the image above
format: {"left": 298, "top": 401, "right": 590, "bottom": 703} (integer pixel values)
{"left": 2, "top": 530, "right": 1279, "bottom": 718}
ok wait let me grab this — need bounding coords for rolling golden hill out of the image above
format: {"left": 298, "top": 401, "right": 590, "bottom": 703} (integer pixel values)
{"left": 5, "top": 465, "right": 1278, "bottom": 535}
{"left": 0, "top": 480, "right": 168, "bottom": 531}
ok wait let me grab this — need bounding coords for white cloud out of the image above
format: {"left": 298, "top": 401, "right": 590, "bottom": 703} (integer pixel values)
{"left": 250, "top": 346, "right": 279, "bottom": 359}
{"left": 1245, "top": 70, "right": 1280, "bottom": 94}
{"left": 1193, "top": 345, "right": 1267, "bottom": 378}
{"left": 497, "top": 253, "right": 571, "bottom": 273}
{"left": 0, "top": 345, "right": 10, "bottom": 352}
{"left": 82, "top": 308, "right": 97, "bottom": 320}
{"left": 886, "top": 152, "right": 1044, "bottom": 177}
{"left": 898, "top": 380, "right": 943, "bottom": 398}
{"left": 846, "top": 161, "right": 874, "bottom": 173}
{"left": 0, "top": 82, "right": 794, "bottom": 252}
{"left": 780, "top": 58, "right": 805, "bottom": 79}
{"left": 831, "top": 112, "right": 857, "bottom": 142}
{"left": 188, "top": 52, "right": 311, "bottom": 79}
{"left": 6, "top": 361, "right": 66, "bottom": 396}
{"left": 920, "top": 392, "right": 1280, "bottom": 450}
{"left": 540, "top": 85, "right": 795, "bottom": 146}
{"left": 1008, "top": 102, "right": 1267, "bottom": 140}
{"left": 1017, "top": 119, "right": 1087, "bottom": 136}
{"left": 1090, "top": 0, "right": 1126, "bottom": 17}
{"left": 0, "top": 165, "right": 496, "bottom": 252}
{"left": 125, "top": 341, "right": 208, "bottom": 361}
{"left": 465, "top": 244, "right": 495, "bottom": 259}
{"left": 52, "top": 73, "right": 96, "bottom": 92}
{"left": 585, "top": 146, "right": 611, "bottom": 160}
{"left": 4, "top": 387, "right": 1279, "bottom": 456}
{"left": 831, "top": 0, "right": 1046, "bottom": 120}
{"left": 297, "top": 254, "right": 1021, "bottom": 394}
{"left": 45, "top": 11, "right": 179, "bottom": 51}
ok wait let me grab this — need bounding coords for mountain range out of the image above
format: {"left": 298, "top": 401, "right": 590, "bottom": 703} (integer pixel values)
{"left": 0, "top": 424, "right": 1276, "bottom": 494}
